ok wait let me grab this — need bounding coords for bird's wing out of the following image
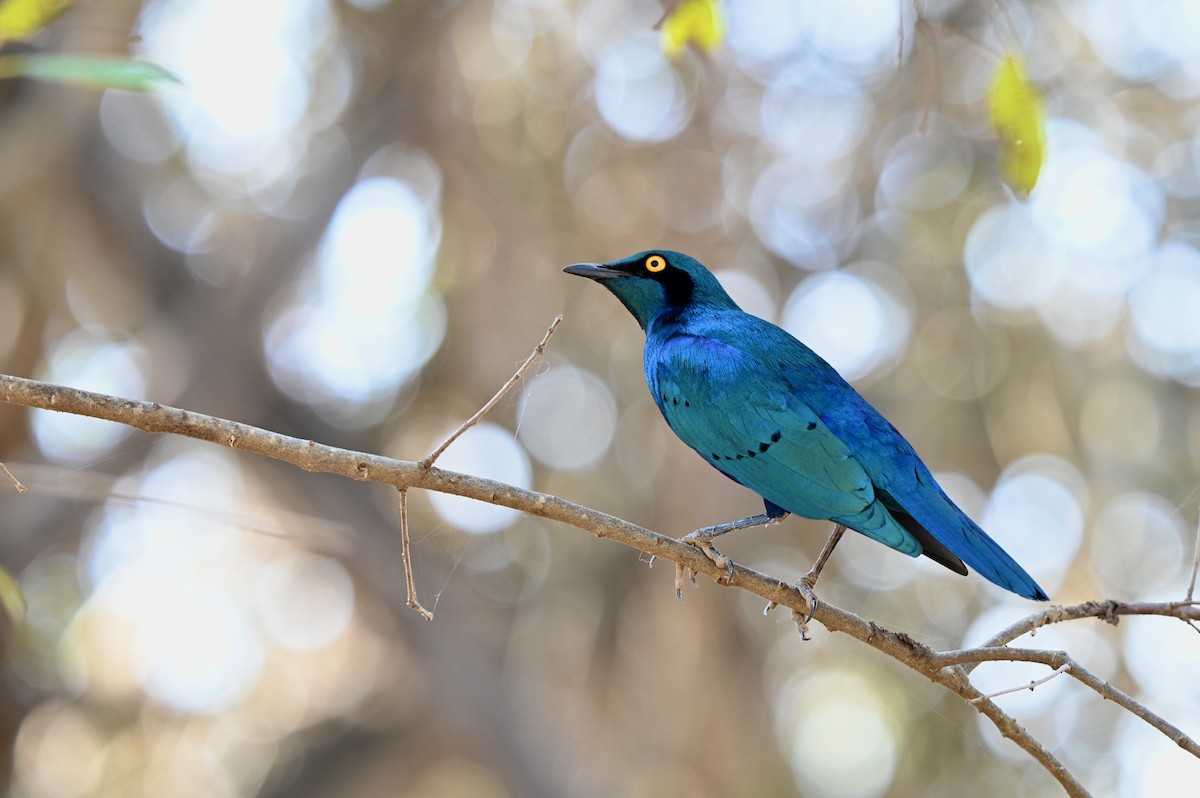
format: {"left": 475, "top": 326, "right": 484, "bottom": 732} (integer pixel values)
{"left": 649, "top": 328, "right": 924, "bottom": 556}
{"left": 651, "top": 334, "right": 876, "bottom": 519}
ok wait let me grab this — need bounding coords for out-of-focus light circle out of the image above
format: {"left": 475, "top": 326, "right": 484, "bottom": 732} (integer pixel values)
{"left": 517, "top": 366, "right": 617, "bottom": 470}
{"left": 13, "top": 702, "right": 106, "bottom": 798}
{"left": 256, "top": 553, "right": 355, "bottom": 652}
{"left": 1031, "top": 144, "right": 1159, "bottom": 297}
{"left": 915, "top": 307, "right": 1009, "bottom": 400}
{"left": 1079, "top": 380, "right": 1160, "bottom": 461}
{"left": 428, "top": 422, "right": 531, "bottom": 534}
{"left": 982, "top": 455, "right": 1086, "bottom": 594}
{"left": 1124, "top": 616, "right": 1199, "bottom": 705}
{"left": 805, "top": 0, "right": 902, "bottom": 75}
{"left": 1037, "top": 286, "right": 1125, "bottom": 348}
{"left": 32, "top": 331, "right": 145, "bottom": 463}
{"left": 594, "top": 37, "right": 692, "bottom": 143}
{"left": 715, "top": 270, "right": 777, "bottom": 323}
{"left": 1128, "top": 242, "right": 1200, "bottom": 379}
{"left": 761, "top": 66, "right": 868, "bottom": 164}
{"left": 86, "top": 447, "right": 248, "bottom": 587}
{"left": 100, "top": 93, "right": 179, "bottom": 164}
{"left": 780, "top": 270, "right": 909, "bottom": 380}
{"left": 965, "top": 202, "right": 1063, "bottom": 311}
{"left": 138, "top": 0, "right": 333, "bottom": 179}
{"left": 264, "top": 173, "right": 446, "bottom": 426}
{"left": 726, "top": 0, "right": 809, "bottom": 70}
{"left": 132, "top": 583, "right": 262, "bottom": 714}
{"left": 878, "top": 120, "right": 973, "bottom": 211}
{"left": 1072, "top": 1, "right": 1172, "bottom": 84}
{"left": 1090, "top": 493, "right": 1185, "bottom": 597}
{"left": 1116, "top": 695, "right": 1200, "bottom": 798}
{"left": 778, "top": 671, "right": 898, "bottom": 798}
{"left": 749, "top": 157, "right": 859, "bottom": 271}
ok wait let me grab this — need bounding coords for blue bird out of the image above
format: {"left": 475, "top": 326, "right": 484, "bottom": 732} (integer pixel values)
{"left": 564, "top": 250, "right": 1048, "bottom": 606}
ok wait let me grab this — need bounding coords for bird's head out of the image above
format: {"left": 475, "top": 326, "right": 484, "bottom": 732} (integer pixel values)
{"left": 562, "top": 250, "right": 738, "bottom": 330}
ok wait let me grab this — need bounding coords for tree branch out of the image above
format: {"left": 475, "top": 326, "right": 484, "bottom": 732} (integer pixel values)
{"left": 3, "top": 371, "right": 1198, "bottom": 796}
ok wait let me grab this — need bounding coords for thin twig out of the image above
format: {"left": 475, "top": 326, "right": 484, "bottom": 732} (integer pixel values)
{"left": 398, "top": 488, "right": 432, "bottom": 621}
{"left": 0, "top": 462, "right": 25, "bottom": 493}
{"left": 969, "top": 661, "right": 1071, "bottom": 703}
{"left": 419, "top": 315, "right": 562, "bottom": 470}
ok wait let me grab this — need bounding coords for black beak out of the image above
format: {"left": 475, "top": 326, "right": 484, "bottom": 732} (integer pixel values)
{"left": 563, "top": 262, "right": 627, "bottom": 280}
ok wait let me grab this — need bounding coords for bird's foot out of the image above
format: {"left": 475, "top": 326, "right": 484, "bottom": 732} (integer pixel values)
{"left": 679, "top": 531, "right": 735, "bottom": 578}
{"left": 669, "top": 529, "right": 736, "bottom": 600}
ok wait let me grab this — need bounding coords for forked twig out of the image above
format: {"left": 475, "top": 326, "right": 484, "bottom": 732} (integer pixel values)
{"left": 402, "top": 316, "right": 563, "bottom": 618}
{"left": 969, "top": 661, "right": 1071, "bottom": 703}
{"left": 419, "top": 315, "right": 562, "bottom": 469}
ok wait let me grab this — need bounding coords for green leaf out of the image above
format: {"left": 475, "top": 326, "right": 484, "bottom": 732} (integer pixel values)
{"left": 988, "top": 50, "right": 1047, "bottom": 197}
{"left": 0, "top": 54, "right": 180, "bottom": 91}
{"left": 0, "top": 0, "right": 74, "bottom": 43}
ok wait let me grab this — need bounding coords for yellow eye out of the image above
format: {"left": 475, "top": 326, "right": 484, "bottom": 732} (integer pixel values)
{"left": 645, "top": 255, "right": 667, "bottom": 272}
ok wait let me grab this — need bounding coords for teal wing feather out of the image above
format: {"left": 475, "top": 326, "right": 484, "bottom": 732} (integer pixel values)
{"left": 648, "top": 332, "right": 922, "bottom": 556}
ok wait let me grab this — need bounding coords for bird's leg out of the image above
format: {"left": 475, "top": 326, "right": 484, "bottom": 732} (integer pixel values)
{"left": 795, "top": 524, "right": 847, "bottom": 626}
{"left": 673, "top": 507, "right": 791, "bottom": 596}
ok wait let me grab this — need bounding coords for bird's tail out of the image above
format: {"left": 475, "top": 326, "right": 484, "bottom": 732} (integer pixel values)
{"left": 889, "top": 484, "right": 1049, "bottom": 601}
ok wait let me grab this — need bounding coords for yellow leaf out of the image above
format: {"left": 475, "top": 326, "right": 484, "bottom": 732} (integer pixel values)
{"left": 0, "top": 0, "right": 75, "bottom": 43}
{"left": 661, "top": 0, "right": 724, "bottom": 59}
{"left": 988, "top": 50, "right": 1047, "bottom": 197}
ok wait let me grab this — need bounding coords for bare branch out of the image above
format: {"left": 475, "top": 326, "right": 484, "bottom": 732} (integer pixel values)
{"left": 970, "top": 599, "right": 1200, "bottom": 657}
{"left": 419, "top": 315, "right": 562, "bottom": 469}
{"left": 6, "top": 371, "right": 1200, "bottom": 797}
{"left": 397, "top": 488, "right": 432, "bottom": 621}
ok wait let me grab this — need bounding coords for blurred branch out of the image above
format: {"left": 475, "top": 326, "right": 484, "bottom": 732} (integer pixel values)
{"left": 5, "top": 372, "right": 1200, "bottom": 797}
{"left": 1187, "top": 516, "right": 1199, "bottom": 603}
{"left": 0, "top": 461, "right": 25, "bottom": 493}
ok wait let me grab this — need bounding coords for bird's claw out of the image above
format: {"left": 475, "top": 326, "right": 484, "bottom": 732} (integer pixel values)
{"left": 787, "top": 573, "right": 816, "bottom": 643}
{"left": 673, "top": 563, "right": 698, "bottom": 601}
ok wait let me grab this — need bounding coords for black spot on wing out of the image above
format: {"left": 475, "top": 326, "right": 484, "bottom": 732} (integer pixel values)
{"left": 806, "top": 421, "right": 817, "bottom": 430}
{"left": 771, "top": 430, "right": 782, "bottom": 442}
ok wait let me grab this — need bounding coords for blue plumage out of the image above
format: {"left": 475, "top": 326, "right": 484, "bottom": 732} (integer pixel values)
{"left": 564, "top": 250, "right": 1047, "bottom": 601}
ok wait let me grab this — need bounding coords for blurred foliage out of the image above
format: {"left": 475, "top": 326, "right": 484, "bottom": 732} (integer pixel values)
{"left": 660, "top": 0, "right": 724, "bottom": 59}
{"left": 0, "top": 1, "right": 1198, "bottom": 797}
{"left": 0, "top": 55, "right": 177, "bottom": 90}
{"left": 0, "top": 0, "right": 73, "bottom": 43}
{"left": 987, "top": 50, "right": 1046, "bottom": 196}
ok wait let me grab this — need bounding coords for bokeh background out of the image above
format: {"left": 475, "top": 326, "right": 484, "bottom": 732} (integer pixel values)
{"left": 1, "top": 0, "right": 1199, "bottom": 795}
